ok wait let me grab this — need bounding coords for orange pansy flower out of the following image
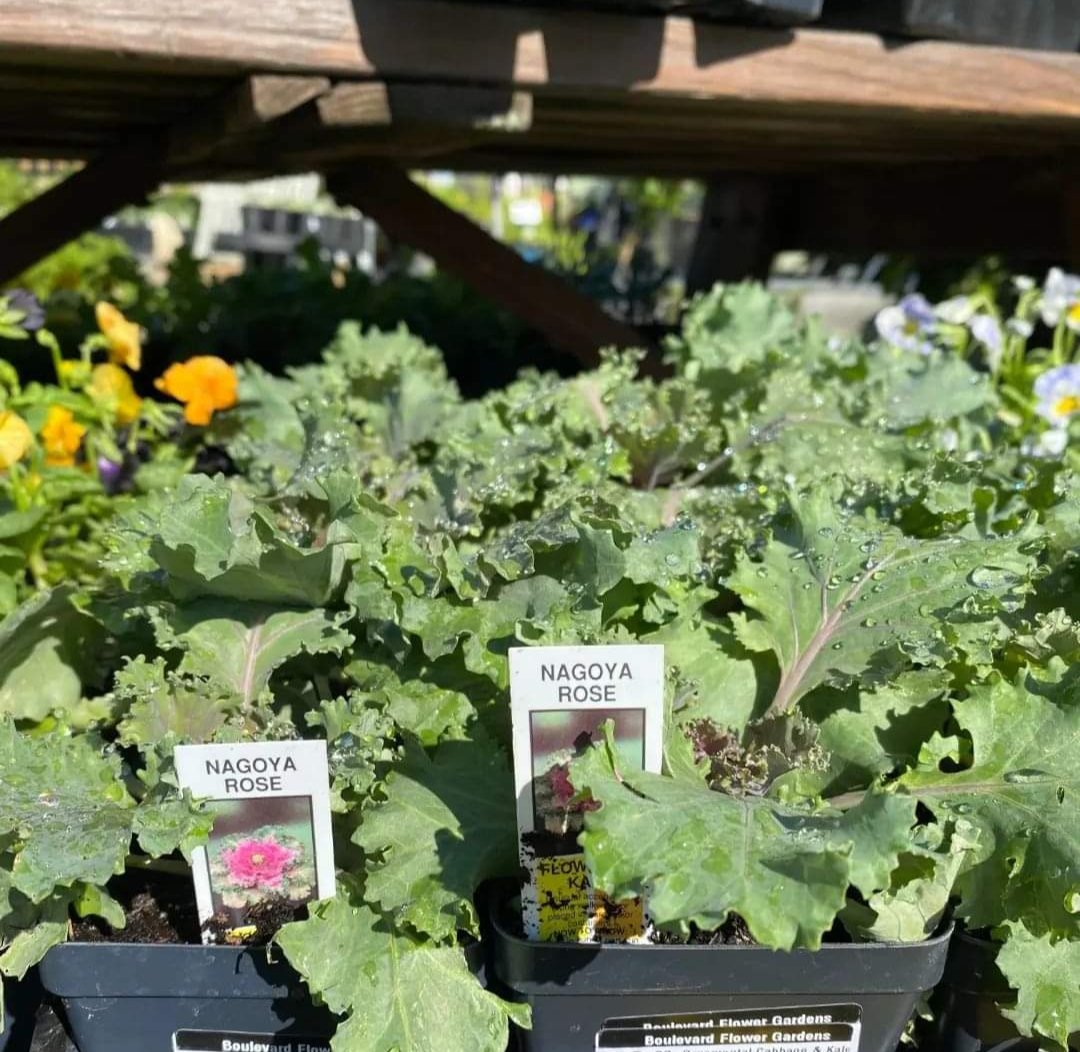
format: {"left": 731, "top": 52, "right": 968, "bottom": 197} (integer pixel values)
{"left": 155, "top": 356, "right": 238, "bottom": 426}
{"left": 40, "top": 406, "right": 86, "bottom": 467}
{"left": 95, "top": 302, "right": 142, "bottom": 372}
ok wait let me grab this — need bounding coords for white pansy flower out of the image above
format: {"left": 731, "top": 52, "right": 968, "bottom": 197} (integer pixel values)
{"left": 1034, "top": 364, "right": 1080, "bottom": 428}
{"left": 1039, "top": 268, "right": 1080, "bottom": 329}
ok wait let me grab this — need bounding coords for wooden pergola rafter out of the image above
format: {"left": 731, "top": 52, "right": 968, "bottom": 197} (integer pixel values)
{"left": 0, "top": 0, "right": 1077, "bottom": 363}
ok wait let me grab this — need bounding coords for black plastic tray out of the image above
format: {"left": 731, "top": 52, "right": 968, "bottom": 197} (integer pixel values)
{"left": 822, "top": 0, "right": 1080, "bottom": 51}
{"left": 39, "top": 943, "right": 335, "bottom": 1052}
{"left": 591, "top": 0, "right": 823, "bottom": 22}
{"left": 922, "top": 928, "right": 1044, "bottom": 1052}
{"left": 488, "top": 891, "right": 952, "bottom": 1052}
{"left": 439, "top": 0, "right": 824, "bottom": 24}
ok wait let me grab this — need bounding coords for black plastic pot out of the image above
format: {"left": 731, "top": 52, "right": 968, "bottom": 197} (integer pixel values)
{"left": 922, "top": 929, "right": 1045, "bottom": 1052}
{"left": 488, "top": 891, "right": 951, "bottom": 1052}
{"left": 685, "top": 0, "right": 823, "bottom": 23}
{"left": 39, "top": 944, "right": 335, "bottom": 1052}
{"left": 822, "top": 0, "right": 1080, "bottom": 51}
{"left": 0, "top": 972, "right": 41, "bottom": 1052}
{"left": 450, "top": 0, "right": 824, "bottom": 24}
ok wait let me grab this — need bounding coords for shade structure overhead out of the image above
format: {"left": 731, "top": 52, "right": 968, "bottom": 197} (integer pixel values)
{"left": 0, "top": 0, "right": 1077, "bottom": 358}
{"left": 0, "top": 0, "right": 1077, "bottom": 173}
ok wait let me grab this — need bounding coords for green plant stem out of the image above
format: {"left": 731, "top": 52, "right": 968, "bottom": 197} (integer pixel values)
{"left": 825, "top": 789, "right": 863, "bottom": 811}
{"left": 124, "top": 855, "right": 192, "bottom": 877}
{"left": 1051, "top": 320, "right": 1067, "bottom": 366}
{"left": 27, "top": 547, "right": 48, "bottom": 590}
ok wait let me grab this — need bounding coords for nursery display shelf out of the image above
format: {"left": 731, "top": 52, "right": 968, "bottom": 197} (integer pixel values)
{"left": 0, "top": 0, "right": 1077, "bottom": 359}
{"left": 0, "top": 0, "right": 1077, "bottom": 174}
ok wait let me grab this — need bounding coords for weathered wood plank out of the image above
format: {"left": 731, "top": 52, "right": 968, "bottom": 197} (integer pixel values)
{"left": 1, "top": 1, "right": 1078, "bottom": 123}
{"left": 317, "top": 81, "right": 532, "bottom": 131}
{"left": 329, "top": 163, "right": 643, "bottom": 366}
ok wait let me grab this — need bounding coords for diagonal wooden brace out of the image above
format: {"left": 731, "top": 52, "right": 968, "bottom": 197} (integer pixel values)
{"left": 329, "top": 163, "right": 644, "bottom": 367}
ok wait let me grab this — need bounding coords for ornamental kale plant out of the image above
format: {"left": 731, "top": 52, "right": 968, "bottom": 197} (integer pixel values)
{"left": 3, "top": 274, "right": 1080, "bottom": 1051}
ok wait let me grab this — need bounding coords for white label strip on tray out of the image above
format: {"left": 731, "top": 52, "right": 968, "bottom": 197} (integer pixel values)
{"left": 173, "top": 1031, "right": 332, "bottom": 1052}
{"left": 597, "top": 1005, "right": 862, "bottom": 1052}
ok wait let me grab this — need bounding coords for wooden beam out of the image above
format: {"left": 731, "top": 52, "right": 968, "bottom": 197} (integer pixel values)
{"left": 0, "top": 74, "right": 329, "bottom": 284}
{"left": 169, "top": 74, "right": 330, "bottom": 165}
{"left": 1, "top": 2, "right": 1078, "bottom": 125}
{"left": 329, "top": 164, "right": 643, "bottom": 366}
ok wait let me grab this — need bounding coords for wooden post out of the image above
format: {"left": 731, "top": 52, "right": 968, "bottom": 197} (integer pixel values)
{"left": 329, "top": 164, "right": 644, "bottom": 367}
{"left": 1066, "top": 154, "right": 1080, "bottom": 271}
{"left": 685, "top": 175, "right": 791, "bottom": 294}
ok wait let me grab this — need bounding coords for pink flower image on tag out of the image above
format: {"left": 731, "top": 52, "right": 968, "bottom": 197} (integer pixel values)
{"left": 221, "top": 836, "right": 300, "bottom": 889}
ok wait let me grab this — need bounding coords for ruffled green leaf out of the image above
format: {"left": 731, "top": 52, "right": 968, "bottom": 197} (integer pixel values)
{"left": 572, "top": 728, "right": 916, "bottom": 949}
{"left": 841, "top": 819, "right": 977, "bottom": 943}
{"left": 730, "top": 488, "right": 1040, "bottom": 717}
{"left": 276, "top": 894, "right": 528, "bottom": 1052}
{"left": 126, "top": 474, "right": 360, "bottom": 606}
{"left": 157, "top": 599, "right": 353, "bottom": 706}
{"left": 997, "top": 922, "right": 1080, "bottom": 1047}
{"left": 0, "top": 588, "right": 104, "bottom": 723}
{"left": 0, "top": 722, "right": 210, "bottom": 903}
{"left": 900, "top": 671, "right": 1080, "bottom": 936}
{"left": 355, "top": 737, "right": 516, "bottom": 940}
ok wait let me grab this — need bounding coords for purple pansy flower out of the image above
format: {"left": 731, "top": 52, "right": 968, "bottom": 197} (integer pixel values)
{"left": 875, "top": 293, "right": 936, "bottom": 355}
{"left": 97, "top": 456, "right": 126, "bottom": 494}
{"left": 4, "top": 289, "right": 45, "bottom": 333}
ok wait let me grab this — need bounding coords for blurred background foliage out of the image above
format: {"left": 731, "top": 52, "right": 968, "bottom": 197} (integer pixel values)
{"left": 0, "top": 160, "right": 1052, "bottom": 398}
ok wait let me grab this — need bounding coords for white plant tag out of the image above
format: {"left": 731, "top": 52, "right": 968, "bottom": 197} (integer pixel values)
{"left": 509, "top": 644, "right": 664, "bottom": 942}
{"left": 174, "top": 740, "right": 335, "bottom": 940}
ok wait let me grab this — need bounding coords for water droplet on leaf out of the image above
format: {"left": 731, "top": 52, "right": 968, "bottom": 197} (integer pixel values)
{"left": 1003, "top": 769, "right": 1048, "bottom": 784}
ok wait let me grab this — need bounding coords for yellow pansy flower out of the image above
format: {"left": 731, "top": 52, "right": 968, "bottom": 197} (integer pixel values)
{"left": 0, "top": 410, "right": 33, "bottom": 470}
{"left": 40, "top": 406, "right": 86, "bottom": 467}
{"left": 155, "top": 356, "right": 238, "bottom": 426}
{"left": 88, "top": 363, "right": 142, "bottom": 425}
{"left": 95, "top": 302, "right": 142, "bottom": 372}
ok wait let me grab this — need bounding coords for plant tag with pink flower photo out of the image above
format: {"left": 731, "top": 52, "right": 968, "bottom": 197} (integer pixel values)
{"left": 175, "top": 741, "right": 336, "bottom": 942}
{"left": 509, "top": 644, "right": 664, "bottom": 943}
